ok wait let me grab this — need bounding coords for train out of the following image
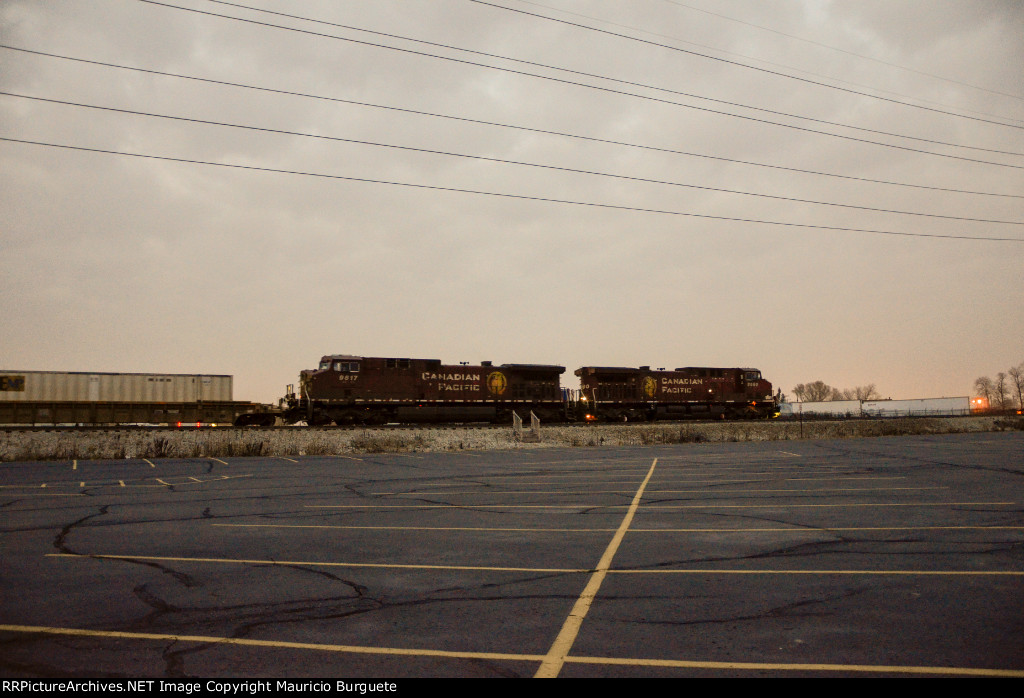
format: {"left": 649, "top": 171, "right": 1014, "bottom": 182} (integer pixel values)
{"left": 234, "top": 354, "right": 779, "bottom": 426}
{"left": 1, "top": 358, "right": 778, "bottom": 427}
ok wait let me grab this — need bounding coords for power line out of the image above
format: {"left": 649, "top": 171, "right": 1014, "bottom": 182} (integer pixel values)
{"left": 465, "top": 0, "right": 1024, "bottom": 129}
{"left": 3, "top": 137, "right": 1021, "bottom": 243}
{"left": 654, "top": 0, "right": 1024, "bottom": 103}
{"left": 202, "top": 0, "right": 1024, "bottom": 150}
{"left": 4, "top": 45, "right": 1021, "bottom": 199}
{"left": 134, "top": 1, "right": 1024, "bottom": 164}
{"left": 511, "top": 0, "right": 1024, "bottom": 124}
{"left": 6, "top": 90, "right": 1022, "bottom": 227}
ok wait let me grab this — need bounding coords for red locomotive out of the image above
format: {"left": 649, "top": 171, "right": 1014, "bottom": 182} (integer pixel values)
{"left": 576, "top": 366, "right": 777, "bottom": 421}
{"left": 278, "top": 355, "right": 566, "bottom": 425}
{"left": 237, "top": 355, "right": 777, "bottom": 425}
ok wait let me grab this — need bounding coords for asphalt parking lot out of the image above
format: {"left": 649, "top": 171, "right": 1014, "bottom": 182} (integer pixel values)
{"left": 1, "top": 431, "right": 1022, "bottom": 677}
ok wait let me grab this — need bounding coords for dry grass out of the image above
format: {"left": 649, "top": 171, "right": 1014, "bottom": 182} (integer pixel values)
{"left": 0, "top": 416, "right": 1018, "bottom": 461}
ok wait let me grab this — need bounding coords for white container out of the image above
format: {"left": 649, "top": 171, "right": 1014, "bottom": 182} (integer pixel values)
{"left": 781, "top": 400, "right": 862, "bottom": 417}
{"left": 0, "top": 371, "right": 233, "bottom": 403}
{"left": 861, "top": 397, "right": 970, "bottom": 417}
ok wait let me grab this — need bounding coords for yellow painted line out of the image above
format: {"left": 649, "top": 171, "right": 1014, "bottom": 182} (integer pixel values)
{"left": 456, "top": 469, "right": 892, "bottom": 480}
{"left": 786, "top": 476, "right": 905, "bottom": 481}
{"left": 0, "top": 493, "right": 87, "bottom": 497}
{"left": 535, "top": 458, "right": 658, "bottom": 679}
{"left": 627, "top": 526, "right": 1024, "bottom": 533}
{"left": 777, "top": 451, "right": 802, "bottom": 457}
{"left": 213, "top": 523, "right": 1024, "bottom": 534}
{"left": 156, "top": 479, "right": 172, "bottom": 486}
{"left": 143, "top": 459, "right": 156, "bottom": 468}
{"left": 49, "top": 553, "right": 587, "bottom": 574}
{"left": 0, "top": 625, "right": 543, "bottom": 664}
{"left": 638, "top": 502, "right": 1015, "bottom": 510}
{"left": 118, "top": 480, "right": 125, "bottom": 487}
{"left": 307, "top": 502, "right": 1014, "bottom": 510}
{"left": 331, "top": 455, "right": 364, "bottom": 461}
{"left": 373, "top": 487, "right": 941, "bottom": 496}
{"left": 609, "top": 569, "right": 1024, "bottom": 576}
{"left": 188, "top": 477, "right": 201, "bottom": 482}
{"left": 214, "top": 523, "right": 620, "bottom": 532}
{"left": 564, "top": 655, "right": 1024, "bottom": 677}
{"left": 1, "top": 625, "right": 1019, "bottom": 677}
{"left": 72, "top": 460, "right": 77, "bottom": 471}
{"left": 277, "top": 457, "right": 299, "bottom": 463}
{"left": 308, "top": 505, "right": 629, "bottom": 509}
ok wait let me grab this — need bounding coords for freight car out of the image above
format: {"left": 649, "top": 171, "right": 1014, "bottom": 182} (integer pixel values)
{"left": 244, "top": 355, "right": 568, "bottom": 426}
{"left": 0, "top": 370, "right": 265, "bottom": 426}
{"left": 575, "top": 366, "right": 777, "bottom": 421}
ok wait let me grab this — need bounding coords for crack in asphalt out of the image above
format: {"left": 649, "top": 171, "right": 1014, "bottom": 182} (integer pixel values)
{"left": 811, "top": 441, "right": 1024, "bottom": 477}
{"left": 608, "top": 583, "right": 883, "bottom": 627}
{"left": 53, "top": 506, "right": 109, "bottom": 554}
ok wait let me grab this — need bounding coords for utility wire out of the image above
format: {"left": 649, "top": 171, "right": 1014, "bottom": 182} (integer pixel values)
{"left": 200, "top": 0, "right": 1024, "bottom": 152}
{"left": 136, "top": 0, "right": 1024, "bottom": 165}
{"left": 3, "top": 137, "right": 1021, "bottom": 243}
{"left": 5, "top": 91, "right": 1021, "bottom": 227}
{"left": 465, "top": 0, "right": 1024, "bottom": 129}
{"left": 655, "top": 0, "right": 1024, "bottom": 103}
{"left": 515, "top": 0, "right": 1024, "bottom": 123}
{"left": 4, "top": 45, "right": 1021, "bottom": 199}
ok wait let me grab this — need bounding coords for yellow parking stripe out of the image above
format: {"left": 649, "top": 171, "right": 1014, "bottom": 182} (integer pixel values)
{"left": 535, "top": 458, "right": 658, "bottom": 679}
{"left": 48, "top": 553, "right": 587, "bottom": 574}
{"left": 307, "top": 501, "right": 1013, "bottom": 510}
{"left": 610, "top": 569, "right": 1024, "bottom": 576}
{"left": 1, "top": 625, "right": 1019, "bottom": 677}
{"left": 213, "top": 523, "right": 1024, "bottom": 533}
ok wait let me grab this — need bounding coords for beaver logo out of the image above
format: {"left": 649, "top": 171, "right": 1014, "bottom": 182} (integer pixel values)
{"left": 642, "top": 376, "right": 657, "bottom": 398}
{"left": 486, "top": 371, "right": 508, "bottom": 396}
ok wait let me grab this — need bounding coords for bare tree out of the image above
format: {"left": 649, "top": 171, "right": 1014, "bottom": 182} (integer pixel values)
{"left": 852, "top": 384, "right": 881, "bottom": 401}
{"left": 1009, "top": 362, "right": 1024, "bottom": 410}
{"left": 994, "top": 372, "right": 1011, "bottom": 410}
{"left": 793, "top": 381, "right": 837, "bottom": 401}
{"left": 795, "top": 382, "right": 880, "bottom": 402}
{"left": 974, "top": 376, "right": 995, "bottom": 406}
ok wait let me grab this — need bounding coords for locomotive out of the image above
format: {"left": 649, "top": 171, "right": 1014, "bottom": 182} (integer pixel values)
{"left": 576, "top": 365, "right": 777, "bottom": 421}
{"left": 260, "top": 355, "right": 567, "bottom": 426}
{"left": 236, "top": 355, "right": 778, "bottom": 425}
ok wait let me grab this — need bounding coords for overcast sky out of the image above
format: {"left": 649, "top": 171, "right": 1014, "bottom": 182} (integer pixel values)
{"left": 2, "top": 0, "right": 1022, "bottom": 404}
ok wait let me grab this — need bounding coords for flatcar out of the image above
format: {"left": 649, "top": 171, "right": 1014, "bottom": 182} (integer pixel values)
{"left": 575, "top": 365, "right": 777, "bottom": 421}
{"left": 261, "top": 355, "right": 567, "bottom": 426}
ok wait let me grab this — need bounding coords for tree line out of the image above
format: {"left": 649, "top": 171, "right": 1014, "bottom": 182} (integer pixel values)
{"left": 790, "top": 382, "right": 881, "bottom": 402}
{"left": 974, "top": 361, "right": 1024, "bottom": 410}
